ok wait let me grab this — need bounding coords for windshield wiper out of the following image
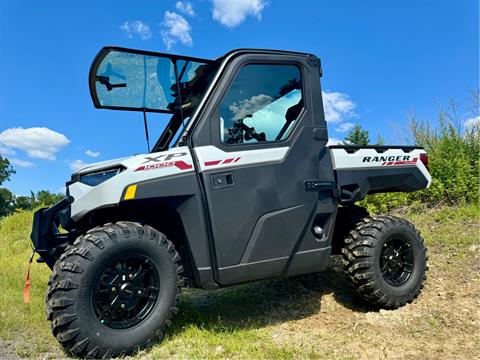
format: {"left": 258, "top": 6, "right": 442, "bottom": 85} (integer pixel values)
{"left": 96, "top": 76, "right": 127, "bottom": 91}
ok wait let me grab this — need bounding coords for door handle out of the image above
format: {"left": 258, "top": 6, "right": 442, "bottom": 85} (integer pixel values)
{"left": 211, "top": 172, "right": 235, "bottom": 190}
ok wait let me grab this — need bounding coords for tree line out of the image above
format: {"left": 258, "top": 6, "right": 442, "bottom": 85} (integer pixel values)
{"left": 0, "top": 158, "right": 63, "bottom": 217}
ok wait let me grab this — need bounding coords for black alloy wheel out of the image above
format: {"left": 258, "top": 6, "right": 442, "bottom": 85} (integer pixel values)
{"left": 380, "top": 237, "right": 414, "bottom": 286}
{"left": 92, "top": 255, "right": 160, "bottom": 329}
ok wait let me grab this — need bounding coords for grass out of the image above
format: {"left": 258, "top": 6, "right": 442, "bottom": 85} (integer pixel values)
{"left": 0, "top": 204, "right": 478, "bottom": 359}
{"left": 0, "top": 209, "right": 58, "bottom": 357}
{"left": 406, "top": 204, "right": 479, "bottom": 246}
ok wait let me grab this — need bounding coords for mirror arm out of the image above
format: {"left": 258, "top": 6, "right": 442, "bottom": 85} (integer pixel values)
{"left": 96, "top": 76, "right": 127, "bottom": 91}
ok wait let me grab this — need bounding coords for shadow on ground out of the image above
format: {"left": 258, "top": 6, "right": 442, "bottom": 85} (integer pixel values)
{"left": 170, "top": 257, "right": 376, "bottom": 336}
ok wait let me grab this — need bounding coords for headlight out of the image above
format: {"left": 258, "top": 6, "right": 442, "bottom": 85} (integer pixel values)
{"left": 71, "top": 166, "right": 125, "bottom": 187}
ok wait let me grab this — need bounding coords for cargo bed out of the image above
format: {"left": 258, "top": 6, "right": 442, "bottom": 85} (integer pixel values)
{"left": 328, "top": 145, "right": 431, "bottom": 203}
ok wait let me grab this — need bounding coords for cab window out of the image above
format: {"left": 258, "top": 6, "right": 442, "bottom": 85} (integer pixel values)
{"left": 219, "top": 64, "right": 303, "bottom": 144}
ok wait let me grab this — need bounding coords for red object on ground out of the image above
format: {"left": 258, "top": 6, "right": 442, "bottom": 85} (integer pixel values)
{"left": 24, "top": 251, "right": 35, "bottom": 304}
{"left": 24, "top": 267, "right": 31, "bottom": 304}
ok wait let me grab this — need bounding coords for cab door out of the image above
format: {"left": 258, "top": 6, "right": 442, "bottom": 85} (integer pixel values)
{"left": 192, "top": 51, "right": 336, "bottom": 285}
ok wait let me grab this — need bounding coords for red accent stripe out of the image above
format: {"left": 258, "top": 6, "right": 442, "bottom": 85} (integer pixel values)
{"left": 204, "top": 157, "right": 241, "bottom": 167}
{"left": 393, "top": 157, "right": 418, "bottom": 165}
{"left": 382, "top": 158, "right": 418, "bottom": 166}
{"left": 173, "top": 161, "right": 193, "bottom": 170}
{"left": 204, "top": 160, "right": 221, "bottom": 166}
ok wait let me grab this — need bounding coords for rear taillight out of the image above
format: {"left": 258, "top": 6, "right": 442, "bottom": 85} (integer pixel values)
{"left": 420, "top": 153, "right": 429, "bottom": 170}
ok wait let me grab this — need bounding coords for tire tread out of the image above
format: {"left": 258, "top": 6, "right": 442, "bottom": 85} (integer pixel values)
{"left": 45, "top": 221, "right": 183, "bottom": 358}
{"left": 342, "top": 215, "right": 428, "bottom": 309}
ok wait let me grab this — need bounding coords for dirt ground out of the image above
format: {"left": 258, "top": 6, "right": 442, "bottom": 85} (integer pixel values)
{"left": 0, "top": 340, "right": 21, "bottom": 360}
{"left": 270, "top": 249, "right": 479, "bottom": 359}
{"left": 173, "top": 243, "right": 480, "bottom": 359}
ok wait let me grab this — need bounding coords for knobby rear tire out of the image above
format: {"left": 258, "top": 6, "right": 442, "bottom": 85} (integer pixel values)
{"left": 342, "top": 215, "right": 428, "bottom": 309}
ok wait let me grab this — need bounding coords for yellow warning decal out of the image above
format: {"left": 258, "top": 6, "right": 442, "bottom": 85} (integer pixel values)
{"left": 124, "top": 184, "right": 137, "bottom": 200}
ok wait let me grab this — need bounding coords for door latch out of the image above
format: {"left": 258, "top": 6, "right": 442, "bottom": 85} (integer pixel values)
{"left": 304, "top": 180, "right": 335, "bottom": 193}
{"left": 211, "top": 172, "right": 235, "bottom": 190}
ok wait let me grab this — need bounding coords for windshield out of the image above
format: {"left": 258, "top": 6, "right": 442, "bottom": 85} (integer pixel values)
{"left": 90, "top": 47, "right": 215, "bottom": 113}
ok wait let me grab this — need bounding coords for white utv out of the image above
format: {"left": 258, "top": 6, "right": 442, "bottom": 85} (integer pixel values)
{"left": 31, "top": 47, "right": 431, "bottom": 358}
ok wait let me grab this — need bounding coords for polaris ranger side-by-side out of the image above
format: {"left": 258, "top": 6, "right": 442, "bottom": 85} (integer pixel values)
{"left": 31, "top": 47, "right": 431, "bottom": 358}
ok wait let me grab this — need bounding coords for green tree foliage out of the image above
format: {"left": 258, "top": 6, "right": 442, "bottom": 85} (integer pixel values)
{"left": 0, "top": 156, "right": 15, "bottom": 185}
{"left": 0, "top": 183, "right": 64, "bottom": 219}
{"left": 33, "top": 190, "right": 64, "bottom": 207}
{"left": 410, "top": 112, "right": 479, "bottom": 204}
{"left": 0, "top": 156, "right": 16, "bottom": 216}
{"left": 0, "top": 188, "right": 16, "bottom": 217}
{"left": 0, "top": 155, "right": 65, "bottom": 217}
{"left": 376, "top": 135, "right": 385, "bottom": 146}
{"left": 344, "top": 125, "right": 370, "bottom": 145}
{"left": 0, "top": 190, "right": 65, "bottom": 217}
{"left": 14, "top": 195, "right": 34, "bottom": 211}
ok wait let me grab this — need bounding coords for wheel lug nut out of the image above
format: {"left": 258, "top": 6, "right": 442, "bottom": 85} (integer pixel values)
{"left": 138, "top": 290, "right": 142, "bottom": 294}
{"left": 111, "top": 287, "right": 116, "bottom": 292}
{"left": 129, "top": 274, "right": 133, "bottom": 279}
{"left": 121, "top": 303, "right": 126, "bottom": 309}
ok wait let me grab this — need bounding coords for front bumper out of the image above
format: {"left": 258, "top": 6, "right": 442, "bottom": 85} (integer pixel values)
{"left": 30, "top": 196, "right": 75, "bottom": 268}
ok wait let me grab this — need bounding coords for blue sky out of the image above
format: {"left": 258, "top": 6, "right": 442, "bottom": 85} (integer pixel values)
{"left": 0, "top": 0, "right": 478, "bottom": 195}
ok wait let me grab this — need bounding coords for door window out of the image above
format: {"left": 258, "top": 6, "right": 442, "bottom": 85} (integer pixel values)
{"left": 219, "top": 64, "right": 303, "bottom": 144}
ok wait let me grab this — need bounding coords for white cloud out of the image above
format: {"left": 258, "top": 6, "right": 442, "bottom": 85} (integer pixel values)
{"left": 464, "top": 115, "right": 480, "bottom": 129}
{"left": 0, "top": 127, "right": 70, "bottom": 160}
{"left": 322, "top": 91, "right": 356, "bottom": 123}
{"left": 85, "top": 149, "right": 100, "bottom": 158}
{"left": 232, "top": 90, "right": 301, "bottom": 141}
{"left": 176, "top": 1, "right": 195, "bottom": 17}
{"left": 229, "top": 94, "right": 273, "bottom": 121}
{"left": 120, "top": 20, "right": 152, "bottom": 40}
{"left": 9, "top": 158, "right": 35, "bottom": 168}
{"left": 70, "top": 159, "right": 89, "bottom": 171}
{"left": 0, "top": 146, "right": 15, "bottom": 156}
{"left": 335, "top": 122, "right": 355, "bottom": 132}
{"left": 212, "top": 0, "right": 267, "bottom": 28}
{"left": 327, "top": 138, "right": 343, "bottom": 146}
{"left": 161, "top": 11, "right": 193, "bottom": 50}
